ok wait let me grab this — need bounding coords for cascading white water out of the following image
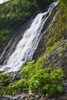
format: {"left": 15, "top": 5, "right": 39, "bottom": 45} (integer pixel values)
{"left": 0, "top": 1, "right": 59, "bottom": 72}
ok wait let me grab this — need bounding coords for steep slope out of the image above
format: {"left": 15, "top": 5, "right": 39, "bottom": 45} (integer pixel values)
{"left": 0, "top": 0, "right": 67, "bottom": 100}
{"left": 33, "top": 1, "right": 67, "bottom": 79}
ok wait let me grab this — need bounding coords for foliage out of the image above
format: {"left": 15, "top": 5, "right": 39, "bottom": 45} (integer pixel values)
{"left": 20, "top": 60, "right": 46, "bottom": 79}
{"left": 60, "top": 0, "right": 67, "bottom": 6}
{"left": 20, "top": 60, "right": 35, "bottom": 79}
{"left": 0, "top": 73, "right": 10, "bottom": 85}
{"left": 58, "top": 48, "right": 65, "bottom": 54}
{"left": 64, "top": 43, "right": 67, "bottom": 48}
{"left": 0, "top": 0, "right": 38, "bottom": 43}
{"left": 0, "top": 29, "right": 13, "bottom": 42}
{"left": 29, "top": 68, "right": 64, "bottom": 96}
{"left": 20, "top": 61, "right": 64, "bottom": 96}
{"left": 45, "top": 41, "right": 60, "bottom": 54}
{"left": 47, "top": 33, "right": 64, "bottom": 47}
{"left": 0, "top": 79, "right": 28, "bottom": 95}
{"left": 0, "top": 0, "right": 53, "bottom": 44}
{"left": 0, "top": 61, "right": 64, "bottom": 96}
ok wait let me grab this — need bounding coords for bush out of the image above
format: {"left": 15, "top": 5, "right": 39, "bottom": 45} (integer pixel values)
{"left": 29, "top": 68, "right": 64, "bottom": 96}
{"left": 0, "top": 0, "right": 39, "bottom": 43}
{"left": 0, "top": 73, "right": 10, "bottom": 86}
{"left": 0, "top": 61, "right": 64, "bottom": 96}
{"left": 20, "top": 61, "right": 64, "bottom": 96}
{"left": 0, "top": 79, "right": 29, "bottom": 95}
{"left": 60, "top": 0, "right": 67, "bottom": 6}
{"left": 20, "top": 60, "right": 35, "bottom": 79}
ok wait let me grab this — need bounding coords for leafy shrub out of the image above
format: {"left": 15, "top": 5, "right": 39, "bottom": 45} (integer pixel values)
{"left": 0, "top": 79, "right": 29, "bottom": 95}
{"left": 0, "top": 29, "right": 13, "bottom": 42}
{"left": 0, "top": 0, "right": 39, "bottom": 44}
{"left": 20, "top": 61, "right": 64, "bottom": 96}
{"left": 0, "top": 61, "right": 64, "bottom": 96}
{"left": 29, "top": 68, "right": 64, "bottom": 96}
{"left": 60, "top": 0, "right": 67, "bottom": 6}
{"left": 20, "top": 60, "right": 35, "bottom": 79}
{"left": 0, "top": 73, "right": 10, "bottom": 86}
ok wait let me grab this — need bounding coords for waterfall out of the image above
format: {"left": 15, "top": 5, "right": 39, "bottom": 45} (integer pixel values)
{"left": 0, "top": 1, "right": 59, "bottom": 72}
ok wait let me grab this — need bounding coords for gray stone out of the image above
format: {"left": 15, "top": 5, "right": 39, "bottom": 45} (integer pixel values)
{"left": 35, "top": 95, "right": 41, "bottom": 99}
{"left": 4, "top": 95, "right": 21, "bottom": 100}
{"left": 19, "top": 93, "right": 27, "bottom": 100}
{"left": 63, "top": 83, "right": 67, "bottom": 87}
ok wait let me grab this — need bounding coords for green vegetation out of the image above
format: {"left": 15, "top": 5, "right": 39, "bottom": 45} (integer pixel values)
{"left": 0, "top": 79, "right": 28, "bottom": 95}
{"left": 0, "top": 61, "right": 64, "bottom": 96}
{"left": 0, "top": 0, "right": 38, "bottom": 43}
{"left": 60, "top": 0, "right": 67, "bottom": 6}
{"left": 29, "top": 68, "right": 63, "bottom": 96}
{"left": 47, "top": 33, "right": 64, "bottom": 47}
{"left": 58, "top": 48, "right": 65, "bottom": 55}
{"left": 0, "top": 73, "right": 10, "bottom": 86}
{"left": 45, "top": 41, "right": 60, "bottom": 54}
{"left": 46, "top": 0, "right": 67, "bottom": 47}
{"left": 0, "top": 0, "right": 53, "bottom": 44}
{"left": 64, "top": 43, "right": 67, "bottom": 48}
{"left": 34, "top": 0, "right": 67, "bottom": 60}
{"left": 20, "top": 60, "right": 35, "bottom": 79}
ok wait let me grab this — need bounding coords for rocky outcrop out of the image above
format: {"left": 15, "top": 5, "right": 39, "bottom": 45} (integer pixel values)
{"left": 42, "top": 40, "right": 67, "bottom": 79}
